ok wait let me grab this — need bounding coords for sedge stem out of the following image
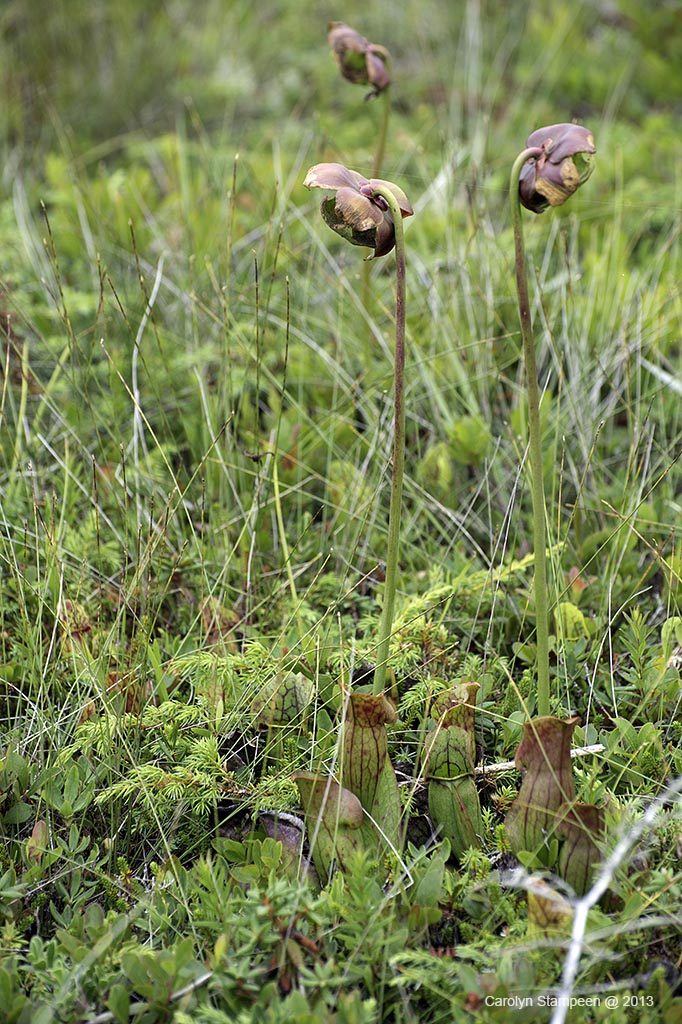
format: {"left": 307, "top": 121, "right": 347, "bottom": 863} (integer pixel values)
{"left": 369, "top": 186, "right": 406, "bottom": 696}
{"left": 510, "top": 146, "right": 551, "bottom": 719}
{"left": 372, "top": 87, "right": 391, "bottom": 180}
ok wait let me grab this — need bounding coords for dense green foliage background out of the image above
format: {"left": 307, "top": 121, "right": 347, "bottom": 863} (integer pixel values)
{"left": 1, "top": 1, "right": 681, "bottom": 1021}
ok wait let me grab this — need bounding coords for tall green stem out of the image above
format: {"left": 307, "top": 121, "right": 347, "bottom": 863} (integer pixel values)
{"left": 510, "top": 146, "right": 551, "bottom": 718}
{"left": 372, "top": 87, "right": 391, "bottom": 180}
{"left": 370, "top": 186, "right": 406, "bottom": 696}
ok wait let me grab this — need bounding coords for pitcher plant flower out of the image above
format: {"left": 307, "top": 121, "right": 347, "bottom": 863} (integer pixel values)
{"left": 327, "top": 22, "right": 391, "bottom": 98}
{"left": 305, "top": 160, "right": 412, "bottom": 696}
{"left": 298, "top": 160, "right": 414, "bottom": 865}
{"left": 327, "top": 23, "right": 392, "bottom": 183}
{"left": 304, "top": 162, "right": 412, "bottom": 259}
{"left": 519, "top": 123, "right": 596, "bottom": 213}
{"left": 509, "top": 124, "right": 595, "bottom": 717}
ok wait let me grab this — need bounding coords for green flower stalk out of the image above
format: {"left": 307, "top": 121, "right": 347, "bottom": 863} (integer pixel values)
{"left": 304, "top": 163, "right": 413, "bottom": 696}
{"left": 510, "top": 123, "right": 595, "bottom": 717}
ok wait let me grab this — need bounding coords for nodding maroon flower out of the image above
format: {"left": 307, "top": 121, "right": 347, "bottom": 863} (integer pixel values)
{"left": 519, "top": 123, "right": 596, "bottom": 213}
{"left": 327, "top": 22, "right": 391, "bottom": 98}
{"left": 304, "top": 162, "right": 413, "bottom": 259}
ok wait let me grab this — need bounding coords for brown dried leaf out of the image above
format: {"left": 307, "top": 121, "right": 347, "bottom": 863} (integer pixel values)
{"left": 26, "top": 819, "right": 49, "bottom": 864}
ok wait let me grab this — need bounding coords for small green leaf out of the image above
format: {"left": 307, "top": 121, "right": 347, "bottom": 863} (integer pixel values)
{"left": 0, "top": 967, "right": 13, "bottom": 1008}
{"left": 230, "top": 864, "right": 260, "bottom": 884}
{"left": 554, "top": 601, "right": 589, "bottom": 641}
{"left": 448, "top": 415, "right": 491, "bottom": 467}
{"left": 27, "top": 1006, "right": 54, "bottom": 1024}
{"left": 218, "top": 839, "right": 247, "bottom": 863}
{"left": 412, "top": 851, "right": 445, "bottom": 908}
{"left": 121, "top": 952, "right": 153, "bottom": 991}
{"left": 64, "top": 764, "right": 80, "bottom": 807}
{"left": 3, "top": 801, "right": 33, "bottom": 825}
{"left": 260, "top": 838, "right": 283, "bottom": 871}
{"left": 106, "top": 984, "right": 130, "bottom": 1024}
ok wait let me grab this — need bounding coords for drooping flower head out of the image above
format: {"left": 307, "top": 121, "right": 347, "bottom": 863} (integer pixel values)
{"left": 328, "top": 22, "right": 391, "bottom": 98}
{"left": 519, "top": 123, "right": 596, "bottom": 213}
{"left": 304, "top": 163, "right": 413, "bottom": 259}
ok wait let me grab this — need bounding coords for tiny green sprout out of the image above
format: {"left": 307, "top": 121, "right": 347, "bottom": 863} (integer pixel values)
{"left": 304, "top": 162, "right": 413, "bottom": 259}
{"left": 327, "top": 22, "right": 391, "bottom": 98}
{"left": 518, "top": 122, "right": 596, "bottom": 213}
